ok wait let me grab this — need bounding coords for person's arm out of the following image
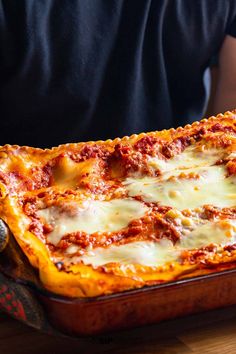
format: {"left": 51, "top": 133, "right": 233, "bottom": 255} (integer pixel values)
{"left": 209, "top": 35, "right": 236, "bottom": 115}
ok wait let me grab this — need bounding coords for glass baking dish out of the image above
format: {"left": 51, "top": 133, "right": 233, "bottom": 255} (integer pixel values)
{"left": 1, "top": 231, "right": 236, "bottom": 337}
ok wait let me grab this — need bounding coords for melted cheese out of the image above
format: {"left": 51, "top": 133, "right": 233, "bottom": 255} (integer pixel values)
{"left": 147, "top": 146, "right": 222, "bottom": 173}
{"left": 179, "top": 221, "right": 236, "bottom": 249}
{"left": 124, "top": 165, "right": 236, "bottom": 209}
{"left": 125, "top": 146, "right": 236, "bottom": 209}
{"left": 37, "top": 199, "right": 148, "bottom": 245}
{"left": 73, "top": 219, "right": 236, "bottom": 267}
{"left": 76, "top": 239, "right": 178, "bottom": 267}
{"left": 52, "top": 157, "right": 99, "bottom": 189}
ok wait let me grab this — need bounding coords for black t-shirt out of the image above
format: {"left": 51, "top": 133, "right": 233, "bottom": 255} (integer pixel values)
{"left": 1, "top": 0, "right": 236, "bottom": 147}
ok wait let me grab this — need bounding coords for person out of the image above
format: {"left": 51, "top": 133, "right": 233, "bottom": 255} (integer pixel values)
{"left": 1, "top": 0, "right": 236, "bottom": 148}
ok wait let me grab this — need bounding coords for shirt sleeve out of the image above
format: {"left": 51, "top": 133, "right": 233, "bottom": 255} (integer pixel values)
{"left": 227, "top": 15, "right": 236, "bottom": 38}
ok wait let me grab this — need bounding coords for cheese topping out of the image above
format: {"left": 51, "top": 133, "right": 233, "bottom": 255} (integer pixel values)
{"left": 124, "top": 165, "right": 236, "bottom": 209}
{"left": 37, "top": 199, "right": 148, "bottom": 245}
{"left": 147, "top": 146, "right": 223, "bottom": 172}
{"left": 73, "top": 219, "right": 236, "bottom": 267}
{"left": 124, "top": 146, "right": 236, "bottom": 209}
{"left": 76, "top": 239, "right": 178, "bottom": 267}
{"left": 51, "top": 157, "right": 100, "bottom": 189}
{"left": 179, "top": 220, "right": 236, "bottom": 249}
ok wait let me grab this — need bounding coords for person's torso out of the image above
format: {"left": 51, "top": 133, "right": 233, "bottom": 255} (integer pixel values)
{"left": 1, "top": 0, "right": 236, "bottom": 147}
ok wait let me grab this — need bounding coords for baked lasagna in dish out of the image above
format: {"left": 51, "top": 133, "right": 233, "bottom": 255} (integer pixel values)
{"left": 1, "top": 111, "right": 236, "bottom": 297}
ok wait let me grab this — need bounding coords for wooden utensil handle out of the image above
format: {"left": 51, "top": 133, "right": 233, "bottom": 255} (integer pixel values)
{"left": 0, "top": 219, "right": 10, "bottom": 253}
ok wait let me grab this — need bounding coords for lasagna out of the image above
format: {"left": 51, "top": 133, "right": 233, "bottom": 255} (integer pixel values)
{"left": 1, "top": 112, "right": 236, "bottom": 297}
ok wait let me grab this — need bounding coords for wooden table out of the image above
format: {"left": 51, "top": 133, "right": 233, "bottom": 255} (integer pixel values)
{"left": 1, "top": 305, "right": 236, "bottom": 354}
